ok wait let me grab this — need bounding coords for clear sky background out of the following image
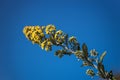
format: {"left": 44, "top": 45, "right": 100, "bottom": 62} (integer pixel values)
{"left": 0, "top": 0, "right": 120, "bottom": 80}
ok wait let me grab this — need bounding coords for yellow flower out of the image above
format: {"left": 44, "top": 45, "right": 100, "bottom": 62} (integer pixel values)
{"left": 56, "top": 30, "right": 63, "bottom": 35}
{"left": 45, "top": 46, "right": 49, "bottom": 51}
{"left": 47, "top": 41, "right": 52, "bottom": 46}
{"left": 31, "top": 31, "right": 36, "bottom": 39}
{"left": 40, "top": 39, "right": 52, "bottom": 51}
{"left": 45, "top": 24, "right": 56, "bottom": 34}
{"left": 40, "top": 33, "right": 44, "bottom": 37}
{"left": 54, "top": 33, "right": 58, "bottom": 39}
{"left": 23, "top": 26, "right": 30, "bottom": 34}
{"left": 41, "top": 43, "right": 45, "bottom": 49}
{"left": 41, "top": 40, "right": 48, "bottom": 49}
{"left": 34, "top": 26, "right": 39, "bottom": 29}
{"left": 54, "top": 30, "right": 62, "bottom": 40}
{"left": 31, "top": 26, "right": 34, "bottom": 31}
{"left": 31, "top": 31, "right": 41, "bottom": 43}
{"left": 41, "top": 41, "right": 46, "bottom": 49}
{"left": 25, "top": 31, "right": 32, "bottom": 39}
{"left": 35, "top": 26, "right": 43, "bottom": 33}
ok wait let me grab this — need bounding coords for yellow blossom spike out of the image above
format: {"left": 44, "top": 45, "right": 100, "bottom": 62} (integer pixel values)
{"left": 23, "top": 24, "right": 116, "bottom": 80}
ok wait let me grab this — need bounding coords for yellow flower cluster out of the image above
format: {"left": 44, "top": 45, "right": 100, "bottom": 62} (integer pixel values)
{"left": 23, "top": 25, "right": 56, "bottom": 51}
{"left": 45, "top": 24, "right": 56, "bottom": 34}
{"left": 23, "top": 26, "right": 44, "bottom": 44}
{"left": 40, "top": 39, "right": 53, "bottom": 51}
{"left": 23, "top": 24, "right": 66, "bottom": 51}
{"left": 54, "top": 30, "right": 65, "bottom": 44}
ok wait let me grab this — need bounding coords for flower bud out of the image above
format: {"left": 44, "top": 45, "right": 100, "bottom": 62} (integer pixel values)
{"left": 90, "top": 49, "right": 98, "bottom": 57}
{"left": 86, "top": 69, "right": 95, "bottom": 77}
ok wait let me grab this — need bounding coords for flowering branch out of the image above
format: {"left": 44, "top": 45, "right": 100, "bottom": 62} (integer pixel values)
{"left": 23, "top": 24, "right": 116, "bottom": 80}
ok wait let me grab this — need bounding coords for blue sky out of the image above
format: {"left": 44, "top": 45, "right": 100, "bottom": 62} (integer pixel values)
{"left": 0, "top": 0, "right": 120, "bottom": 80}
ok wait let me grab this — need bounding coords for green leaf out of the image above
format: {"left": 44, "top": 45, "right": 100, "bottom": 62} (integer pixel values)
{"left": 98, "top": 63, "right": 105, "bottom": 78}
{"left": 82, "top": 43, "right": 88, "bottom": 57}
{"left": 99, "top": 51, "right": 107, "bottom": 63}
